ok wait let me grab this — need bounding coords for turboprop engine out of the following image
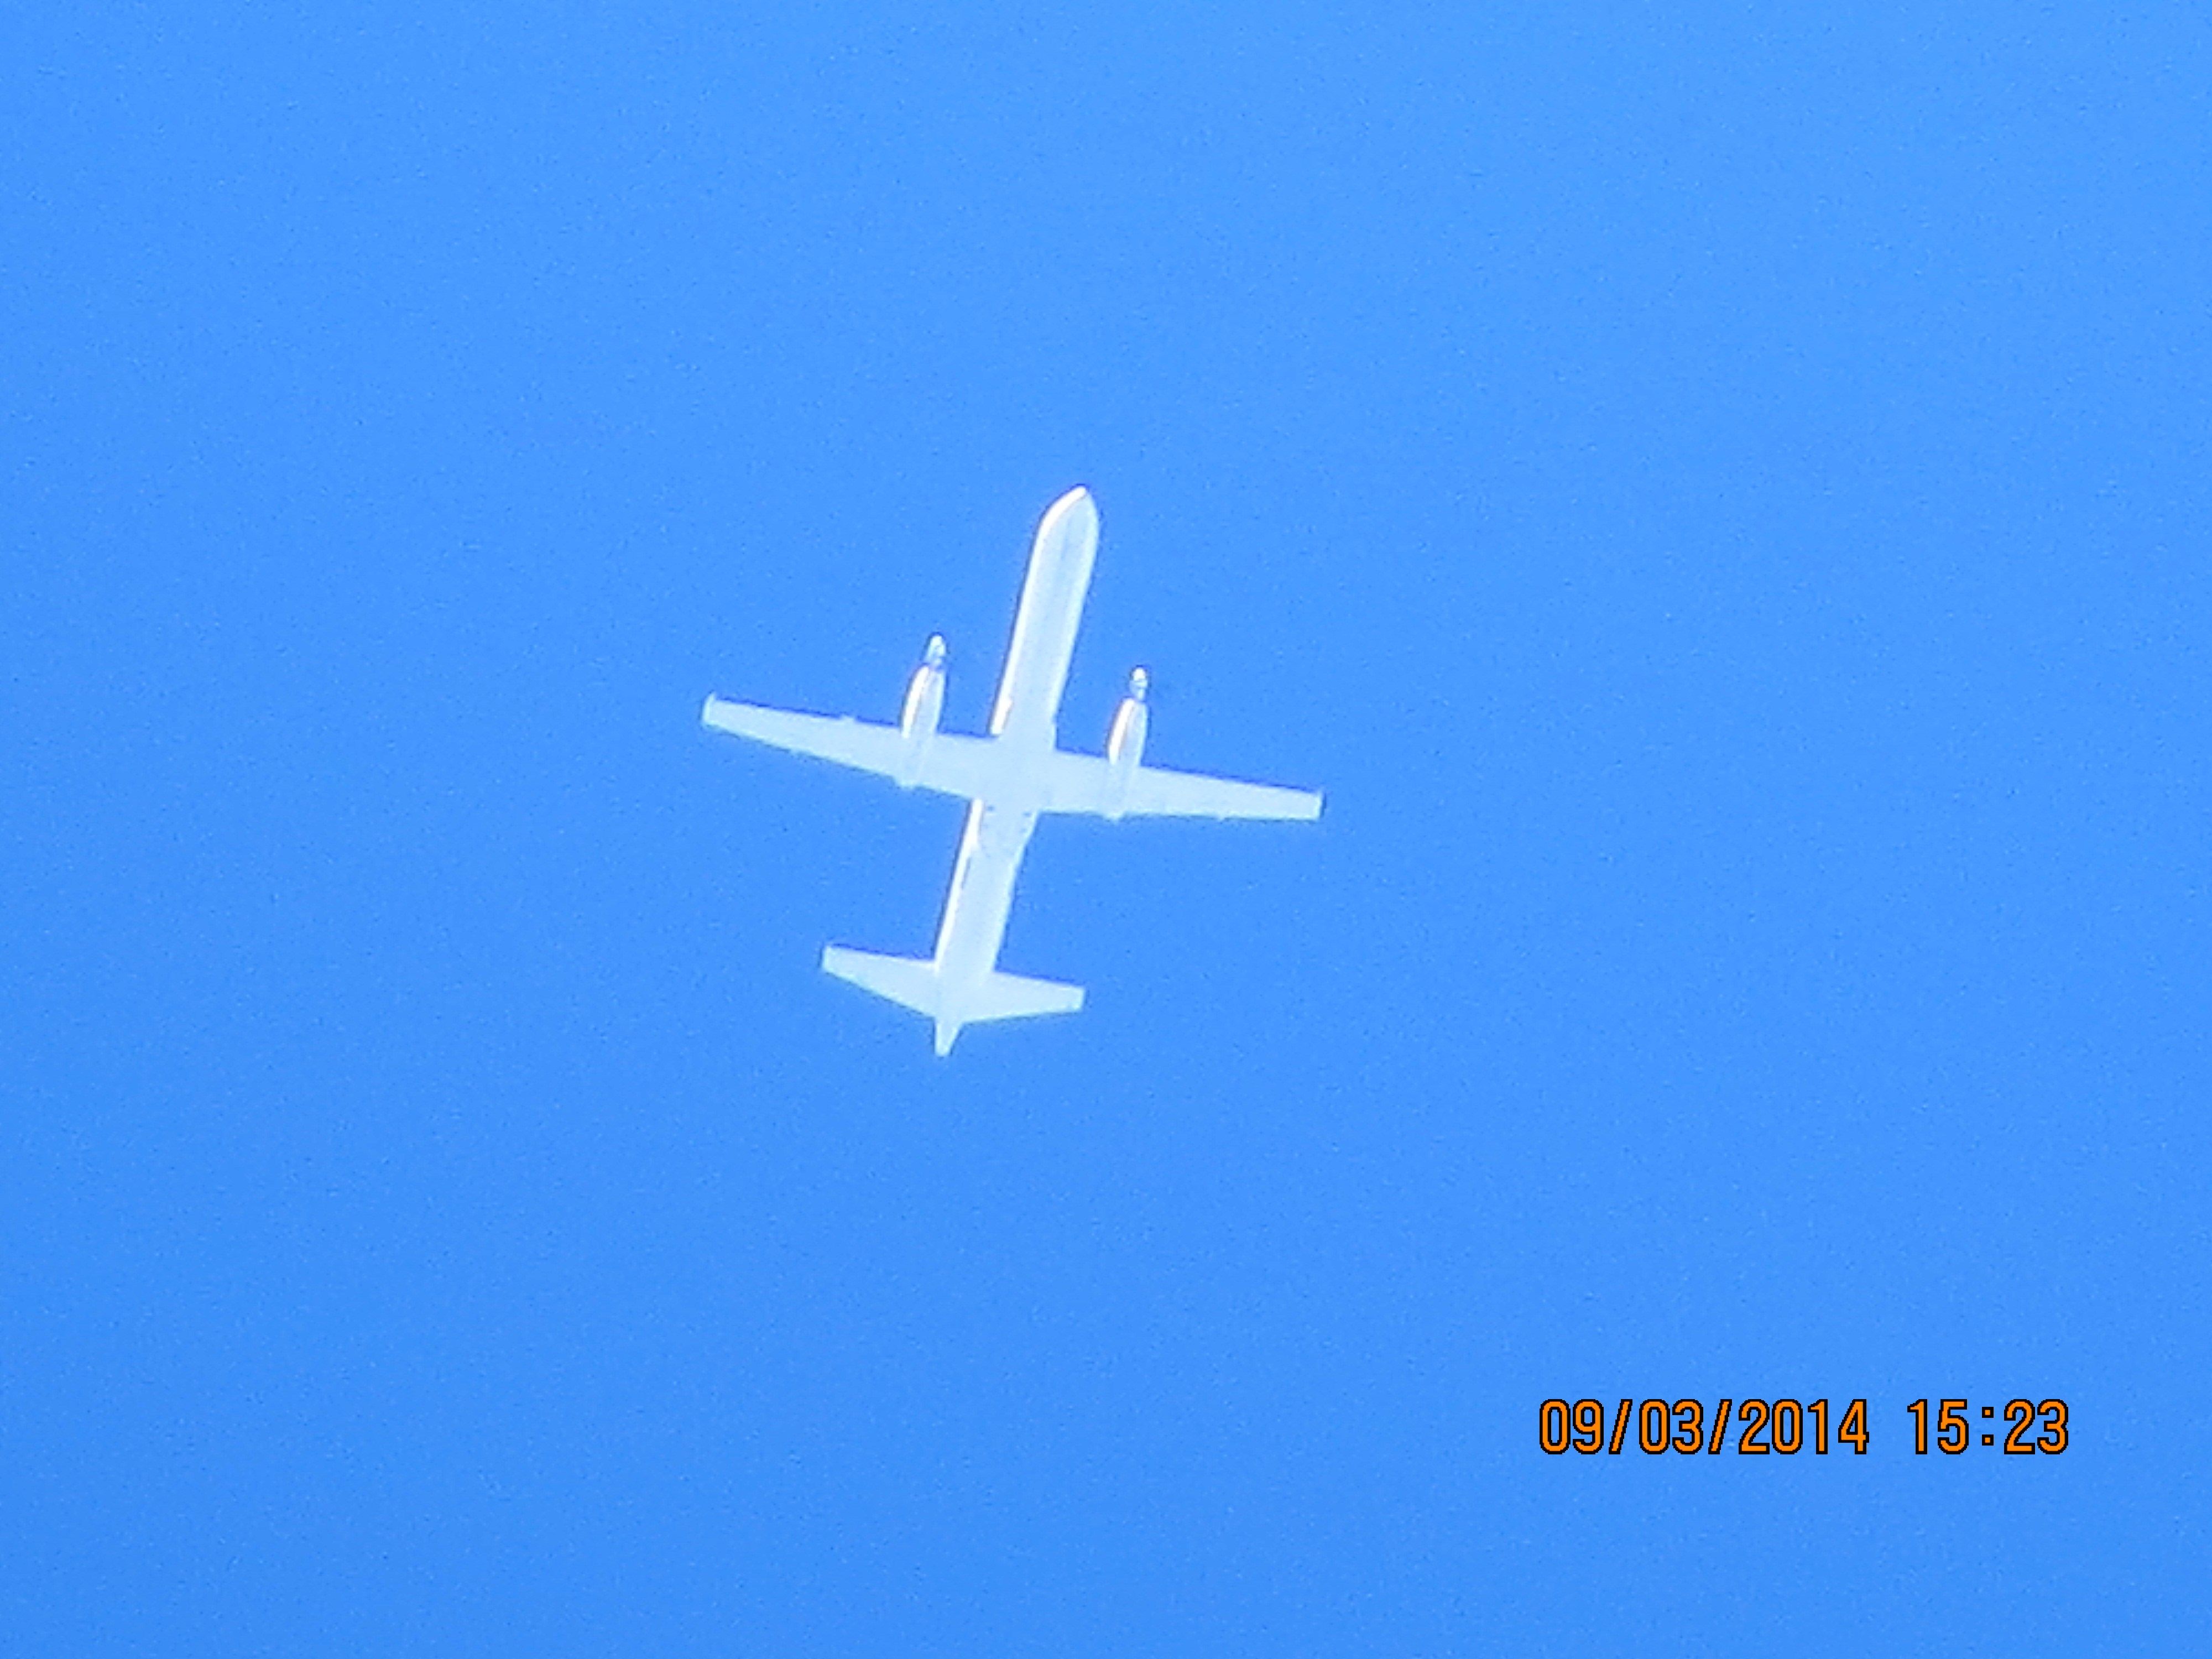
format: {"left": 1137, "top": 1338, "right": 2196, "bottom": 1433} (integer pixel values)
{"left": 1104, "top": 666, "right": 1149, "bottom": 817}
{"left": 896, "top": 634, "right": 947, "bottom": 787}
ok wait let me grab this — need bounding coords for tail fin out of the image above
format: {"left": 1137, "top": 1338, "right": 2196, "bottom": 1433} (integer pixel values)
{"left": 819, "top": 946, "right": 1084, "bottom": 1055}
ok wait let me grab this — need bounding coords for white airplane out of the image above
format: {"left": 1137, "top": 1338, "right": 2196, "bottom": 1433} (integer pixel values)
{"left": 702, "top": 487, "right": 1323, "bottom": 1055}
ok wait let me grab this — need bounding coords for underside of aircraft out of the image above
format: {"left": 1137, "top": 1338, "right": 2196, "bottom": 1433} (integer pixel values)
{"left": 702, "top": 487, "right": 1322, "bottom": 1054}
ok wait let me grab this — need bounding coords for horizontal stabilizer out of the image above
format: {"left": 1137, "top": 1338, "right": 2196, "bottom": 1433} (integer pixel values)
{"left": 820, "top": 945, "right": 1084, "bottom": 1053}
{"left": 821, "top": 946, "right": 939, "bottom": 1015}
{"left": 966, "top": 969, "right": 1085, "bottom": 1022}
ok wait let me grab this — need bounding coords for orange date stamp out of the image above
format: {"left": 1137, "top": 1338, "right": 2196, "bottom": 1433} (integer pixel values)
{"left": 1537, "top": 1397, "right": 2070, "bottom": 1455}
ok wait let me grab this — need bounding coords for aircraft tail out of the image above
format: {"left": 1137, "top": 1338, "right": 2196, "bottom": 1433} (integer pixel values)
{"left": 820, "top": 946, "right": 1084, "bottom": 1055}
{"left": 967, "top": 969, "right": 1086, "bottom": 1022}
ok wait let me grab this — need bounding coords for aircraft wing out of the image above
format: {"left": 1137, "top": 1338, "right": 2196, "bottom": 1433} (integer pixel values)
{"left": 701, "top": 696, "right": 1002, "bottom": 799}
{"left": 705, "top": 695, "right": 1321, "bottom": 820}
{"left": 1037, "top": 750, "right": 1323, "bottom": 821}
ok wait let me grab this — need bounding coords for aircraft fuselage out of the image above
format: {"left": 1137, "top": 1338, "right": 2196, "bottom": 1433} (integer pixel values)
{"left": 928, "top": 490, "right": 1099, "bottom": 1046}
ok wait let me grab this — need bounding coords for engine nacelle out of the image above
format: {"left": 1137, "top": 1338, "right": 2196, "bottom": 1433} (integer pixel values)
{"left": 1104, "top": 667, "right": 1149, "bottom": 817}
{"left": 896, "top": 634, "right": 947, "bottom": 786}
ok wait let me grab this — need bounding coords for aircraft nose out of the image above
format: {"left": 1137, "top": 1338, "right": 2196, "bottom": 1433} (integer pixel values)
{"left": 1040, "top": 484, "right": 1097, "bottom": 537}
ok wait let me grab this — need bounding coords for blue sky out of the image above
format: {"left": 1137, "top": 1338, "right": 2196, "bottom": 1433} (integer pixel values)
{"left": 4, "top": 3, "right": 2208, "bottom": 1653}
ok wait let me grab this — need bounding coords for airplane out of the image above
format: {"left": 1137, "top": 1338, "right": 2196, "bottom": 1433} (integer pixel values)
{"left": 701, "top": 486, "right": 1323, "bottom": 1055}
